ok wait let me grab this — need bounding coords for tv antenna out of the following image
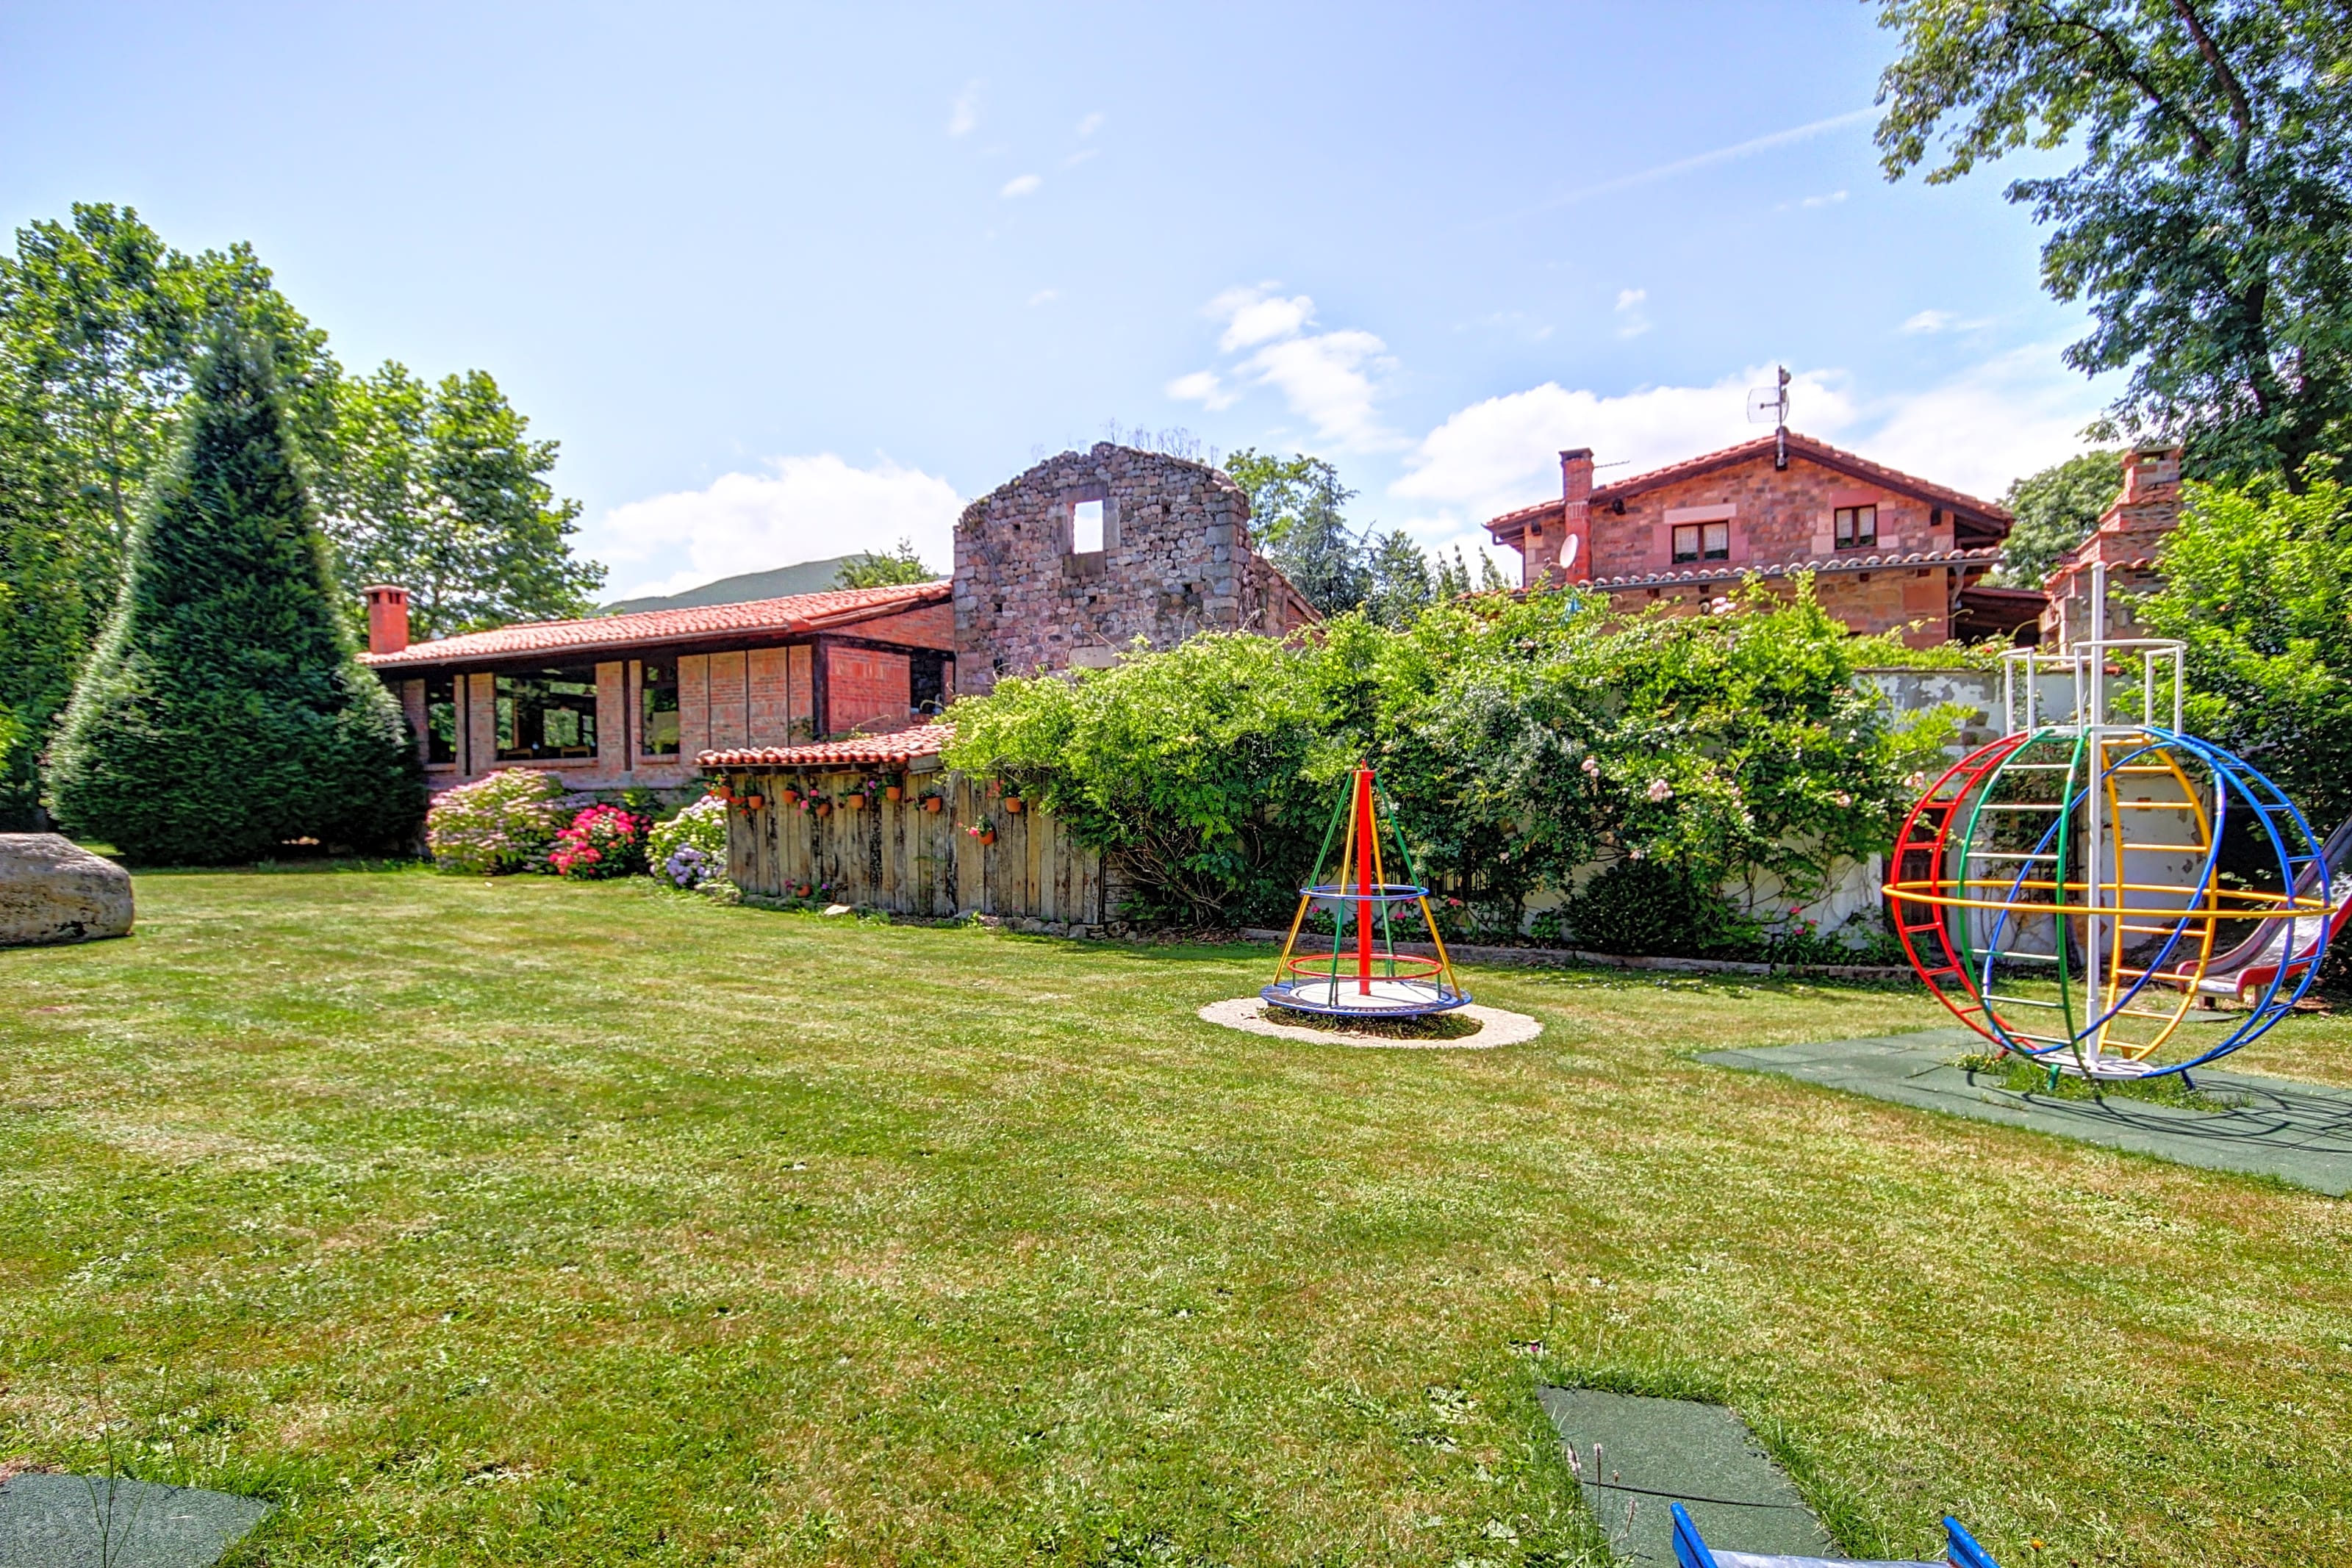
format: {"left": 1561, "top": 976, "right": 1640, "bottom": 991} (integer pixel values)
{"left": 1748, "top": 364, "right": 1791, "bottom": 470}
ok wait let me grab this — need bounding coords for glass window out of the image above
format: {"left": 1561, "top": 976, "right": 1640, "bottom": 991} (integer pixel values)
{"left": 1672, "top": 522, "right": 1731, "bottom": 563}
{"left": 495, "top": 665, "right": 600, "bottom": 760}
{"left": 640, "top": 661, "right": 681, "bottom": 756}
{"left": 424, "top": 672, "right": 458, "bottom": 766}
{"left": 1835, "top": 505, "right": 1877, "bottom": 549}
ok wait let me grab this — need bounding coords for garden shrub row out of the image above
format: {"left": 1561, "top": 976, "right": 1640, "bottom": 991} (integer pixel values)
{"left": 945, "top": 580, "right": 1964, "bottom": 954}
{"left": 423, "top": 771, "right": 726, "bottom": 888}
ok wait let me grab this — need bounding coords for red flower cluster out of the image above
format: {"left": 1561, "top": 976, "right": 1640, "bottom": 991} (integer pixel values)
{"left": 550, "top": 805, "right": 648, "bottom": 879}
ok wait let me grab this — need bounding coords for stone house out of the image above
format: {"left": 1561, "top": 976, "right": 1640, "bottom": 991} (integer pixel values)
{"left": 356, "top": 581, "right": 955, "bottom": 795}
{"left": 953, "top": 444, "right": 1317, "bottom": 694}
{"left": 1482, "top": 431, "right": 2032, "bottom": 647}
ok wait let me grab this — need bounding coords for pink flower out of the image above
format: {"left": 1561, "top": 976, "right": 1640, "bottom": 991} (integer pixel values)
{"left": 1581, "top": 756, "right": 1600, "bottom": 777}
{"left": 1646, "top": 778, "right": 1674, "bottom": 802}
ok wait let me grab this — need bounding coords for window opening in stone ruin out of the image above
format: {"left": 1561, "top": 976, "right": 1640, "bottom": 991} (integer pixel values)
{"left": 1835, "top": 505, "right": 1877, "bottom": 549}
{"left": 1671, "top": 522, "right": 1730, "bottom": 563}
{"left": 1072, "top": 499, "right": 1104, "bottom": 553}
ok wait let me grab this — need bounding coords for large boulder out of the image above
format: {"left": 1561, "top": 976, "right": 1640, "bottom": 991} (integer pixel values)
{"left": 0, "top": 834, "right": 134, "bottom": 946}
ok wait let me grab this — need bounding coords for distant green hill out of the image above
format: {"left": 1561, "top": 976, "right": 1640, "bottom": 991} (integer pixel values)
{"left": 599, "top": 557, "right": 865, "bottom": 616}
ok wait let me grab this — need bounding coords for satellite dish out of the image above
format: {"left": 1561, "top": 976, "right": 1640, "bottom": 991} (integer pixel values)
{"left": 1746, "top": 386, "right": 1785, "bottom": 425}
{"left": 1558, "top": 533, "right": 1580, "bottom": 572}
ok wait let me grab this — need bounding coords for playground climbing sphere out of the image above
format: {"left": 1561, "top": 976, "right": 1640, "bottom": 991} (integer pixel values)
{"left": 1884, "top": 571, "right": 2342, "bottom": 1082}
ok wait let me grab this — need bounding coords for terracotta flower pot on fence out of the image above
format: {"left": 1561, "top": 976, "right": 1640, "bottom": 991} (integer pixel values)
{"left": 978, "top": 830, "right": 996, "bottom": 846}
{"left": 778, "top": 788, "right": 799, "bottom": 806}
{"left": 923, "top": 796, "right": 943, "bottom": 813}
{"left": 885, "top": 785, "right": 903, "bottom": 802}
{"left": 1003, "top": 797, "right": 1025, "bottom": 814}
{"left": 815, "top": 802, "right": 832, "bottom": 818}
{"left": 845, "top": 794, "right": 864, "bottom": 810}
{"left": 745, "top": 795, "right": 764, "bottom": 810}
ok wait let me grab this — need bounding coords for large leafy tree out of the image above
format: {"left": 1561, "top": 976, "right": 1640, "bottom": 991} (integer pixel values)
{"left": 1225, "top": 447, "right": 1373, "bottom": 616}
{"left": 48, "top": 326, "right": 421, "bottom": 864}
{"left": 1993, "top": 447, "right": 2123, "bottom": 585}
{"left": 2137, "top": 470, "right": 2352, "bottom": 827}
{"left": 0, "top": 204, "right": 335, "bottom": 822}
{"left": 315, "top": 362, "right": 602, "bottom": 640}
{"left": 1874, "top": 1, "right": 2352, "bottom": 481}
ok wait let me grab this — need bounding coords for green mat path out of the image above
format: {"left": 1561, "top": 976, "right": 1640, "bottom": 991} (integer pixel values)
{"left": 1701, "top": 1029, "right": 2352, "bottom": 1195}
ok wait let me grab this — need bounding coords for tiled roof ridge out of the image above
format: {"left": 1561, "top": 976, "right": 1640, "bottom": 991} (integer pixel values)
{"left": 1585, "top": 544, "right": 2001, "bottom": 589}
{"left": 699, "top": 721, "right": 955, "bottom": 769}
{"left": 361, "top": 580, "right": 950, "bottom": 668}
{"left": 1485, "top": 431, "right": 2011, "bottom": 535}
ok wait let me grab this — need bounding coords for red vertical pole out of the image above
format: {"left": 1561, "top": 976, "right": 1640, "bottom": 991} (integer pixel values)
{"left": 1355, "top": 765, "right": 1375, "bottom": 994}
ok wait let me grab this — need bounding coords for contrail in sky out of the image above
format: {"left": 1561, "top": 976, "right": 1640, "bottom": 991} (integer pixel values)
{"left": 1501, "top": 107, "right": 1878, "bottom": 222}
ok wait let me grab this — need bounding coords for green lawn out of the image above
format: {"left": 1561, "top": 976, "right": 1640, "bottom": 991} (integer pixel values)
{"left": 3, "top": 869, "right": 2349, "bottom": 1567}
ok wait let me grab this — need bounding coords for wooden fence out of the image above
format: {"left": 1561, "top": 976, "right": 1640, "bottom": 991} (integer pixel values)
{"left": 718, "top": 761, "right": 1110, "bottom": 926}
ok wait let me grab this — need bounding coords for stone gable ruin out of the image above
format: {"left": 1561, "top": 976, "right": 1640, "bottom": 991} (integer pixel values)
{"left": 952, "top": 444, "right": 1315, "bottom": 693}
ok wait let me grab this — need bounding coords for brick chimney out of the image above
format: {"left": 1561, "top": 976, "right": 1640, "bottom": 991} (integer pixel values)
{"left": 362, "top": 584, "right": 410, "bottom": 655}
{"left": 1555, "top": 447, "right": 1594, "bottom": 586}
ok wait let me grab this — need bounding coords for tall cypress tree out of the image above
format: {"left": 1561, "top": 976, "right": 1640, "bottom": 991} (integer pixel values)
{"left": 49, "top": 324, "right": 421, "bottom": 863}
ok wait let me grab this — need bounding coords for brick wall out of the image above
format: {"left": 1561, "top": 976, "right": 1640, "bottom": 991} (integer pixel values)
{"left": 1592, "top": 452, "right": 1955, "bottom": 585}
{"left": 953, "top": 443, "right": 1302, "bottom": 694}
{"left": 826, "top": 643, "right": 912, "bottom": 732}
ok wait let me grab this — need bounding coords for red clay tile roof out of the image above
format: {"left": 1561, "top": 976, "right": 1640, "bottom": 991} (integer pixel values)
{"left": 1485, "top": 431, "right": 2012, "bottom": 542}
{"left": 700, "top": 722, "right": 953, "bottom": 770}
{"left": 1585, "top": 544, "right": 2002, "bottom": 591}
{"left": 360, "top": 580, "right": 950, "bottom": 669}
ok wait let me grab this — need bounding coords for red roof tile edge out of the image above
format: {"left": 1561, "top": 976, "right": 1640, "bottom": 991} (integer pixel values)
{"left": 361, "top": 580, "right": 950, "bottom": 669}
{"left": 1485, "top": 432, "right": 2012, "bottom": 539}
{"left": 698, "top": 722, "right": 955, "bottom": 770}
{"left": 1585, "top": 544, "right": 2001, "bottom": 590}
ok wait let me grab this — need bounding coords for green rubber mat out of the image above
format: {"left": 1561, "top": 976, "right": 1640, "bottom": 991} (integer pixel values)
{"left": 1538, "top": 1387, "right": 1839, "bottom": 1561}
{"left": 0, "top": 1473, "right": 269, "bottom": 1567}
{"left": 1702, "top": 1029, "right": 2352, "bottom": 1195}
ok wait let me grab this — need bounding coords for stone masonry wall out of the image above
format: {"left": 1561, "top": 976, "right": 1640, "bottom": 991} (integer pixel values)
{"left": 954, "top": 443, "right": 1304, "bottom": 693}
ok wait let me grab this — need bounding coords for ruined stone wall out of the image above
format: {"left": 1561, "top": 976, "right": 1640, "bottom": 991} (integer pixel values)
{"left": 953, "top": 444, "right": 1309, "bottom": 693}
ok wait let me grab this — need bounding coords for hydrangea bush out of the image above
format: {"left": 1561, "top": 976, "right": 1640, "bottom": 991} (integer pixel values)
{"left": 426, "top": 770, "right": 583, "bottom": 874}
{"left": 550, "top": 805, "right": 648, "bottom": 879}
{"left": 648, "top": 794, "right": 729, "bottom": 888}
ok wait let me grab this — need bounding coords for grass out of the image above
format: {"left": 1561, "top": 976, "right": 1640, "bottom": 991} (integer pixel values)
{"left": 0, "top": 868, "right": 2345, "bottom": 1567}
{"left": 1951, "top": 1051, "right": 2259, "bottom": 1111}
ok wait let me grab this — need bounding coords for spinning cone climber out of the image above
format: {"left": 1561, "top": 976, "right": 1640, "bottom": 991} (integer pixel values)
{"left": 1263, "top": 765, "right": 1471, "bottom": 1017}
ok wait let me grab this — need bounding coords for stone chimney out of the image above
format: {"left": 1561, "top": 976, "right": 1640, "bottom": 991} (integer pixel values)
{"left": 1554, "top": 447, "right": 1595, "bottom": 586}
{"left": 362, "top": 584, "right": 410, "bottom": 656}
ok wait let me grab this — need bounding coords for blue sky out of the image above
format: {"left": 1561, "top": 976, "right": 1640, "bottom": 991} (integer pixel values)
{"left": 0, "top": 1, "right": 2115, "bottom": 600}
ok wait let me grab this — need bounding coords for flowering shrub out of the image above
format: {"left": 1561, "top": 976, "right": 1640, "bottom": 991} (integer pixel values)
{"left": 426, "top": 769, "right": 581, "bottom": 874}
{"left": 550, "top": 805, "right": 648, "bottom": 879}
{"left": 649, "top": 794, "right": 729, "bottom": 888}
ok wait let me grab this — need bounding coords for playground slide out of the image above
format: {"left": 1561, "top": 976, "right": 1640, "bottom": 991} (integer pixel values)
{"left": 1669, "top": 1501, "right": 2001, "bottom": 1568}
{"left": 2173, "top": 810, "right": 2352, "bottom": 997}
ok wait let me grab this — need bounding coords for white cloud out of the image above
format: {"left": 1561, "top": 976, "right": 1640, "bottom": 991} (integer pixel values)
{"left": 1000, "top": 173, "right": 1042, "bottom": 198}
{"left": 1166, "top": 370, "right": 1236, "bottom": 411}
{"left": 1903, "top": 309, "right": 1958, "bottom": 334}
{"left": 947, "top": 81, "right": 982, "bottom": 137}
{"left": 1394, "top": 368, "right": 1858, "bottom": 529}
{"left": 1614, "top": 287, "right": 1651, "bottom": 339}
{"left": 1077, "top": 111, "right": 1104, "bottom": 137}
{"left": 1027, "top": 287, "right": 1058, "bottom": 306}
{"left": 589, "top": 456, "right": 964, "bottom": 600}
{"left": 1063, "top": 147, "right": 1100, "bottom": 168}
{"left": 1860, "top": 343, "right": 2116, "bottom": 497}
{"left": 1387, "top": 349, "right": 2114, "bottom": 555}
{"left": 1800, "top": 189, "right": 1849, "bottom": 209}
{"left": 1188, "top": 284, "right": 1402, "bottom": 450}
{"left": 1244, "top": 329, "right": 1401, "bottom": 450}
{"left": 1207, "top": 284, "right": 1316, "bottom": 352}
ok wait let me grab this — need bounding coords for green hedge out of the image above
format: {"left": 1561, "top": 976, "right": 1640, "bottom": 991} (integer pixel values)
{"left": 947, "top": 580, "right": 1957, "bottom": 935}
